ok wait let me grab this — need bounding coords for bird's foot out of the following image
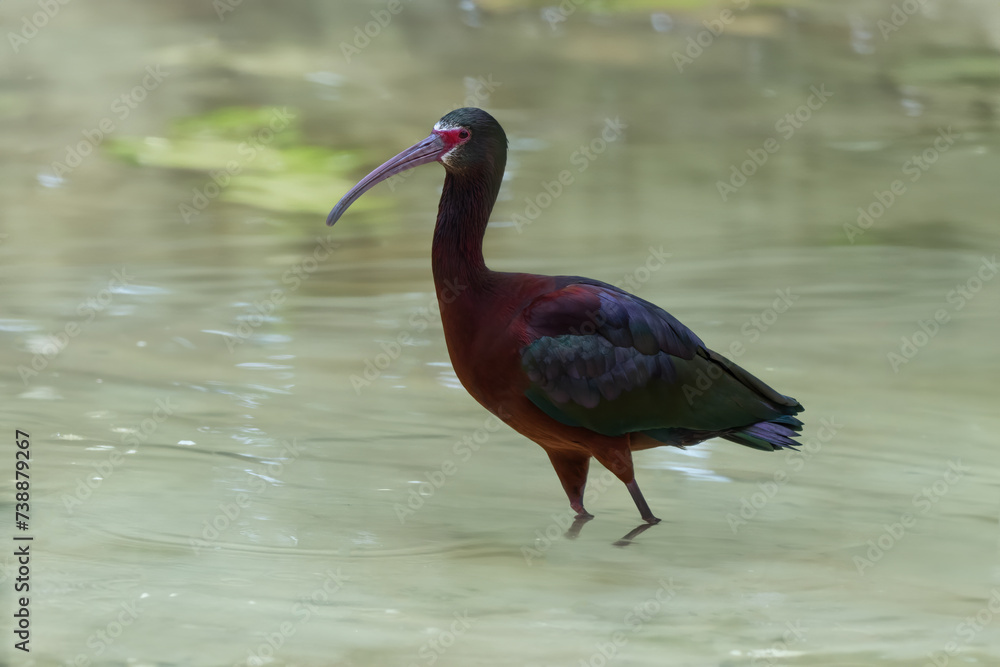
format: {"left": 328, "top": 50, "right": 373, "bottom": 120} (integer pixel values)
{"left": 643, "top": 515, "right": 662, "bottom": 525}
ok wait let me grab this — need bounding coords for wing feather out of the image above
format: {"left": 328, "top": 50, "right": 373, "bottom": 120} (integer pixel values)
{"left": 518, "top": 280, "right": 799, "bottom": 438}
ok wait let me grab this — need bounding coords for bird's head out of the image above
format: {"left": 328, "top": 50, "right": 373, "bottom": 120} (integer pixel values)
{"left": 327, "top": 107, "right": 507, "bottom": 226}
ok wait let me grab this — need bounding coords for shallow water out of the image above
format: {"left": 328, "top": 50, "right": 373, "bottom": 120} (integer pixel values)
{"left": 2, "top": 1, "right": 999, "bottom": 665}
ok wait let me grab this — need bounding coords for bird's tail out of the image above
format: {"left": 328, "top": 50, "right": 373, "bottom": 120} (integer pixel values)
{"left": 722, "top": 414, "right": 803, "bottom": 452}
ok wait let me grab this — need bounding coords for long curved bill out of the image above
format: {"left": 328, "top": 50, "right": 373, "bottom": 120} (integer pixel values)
{"left": 326, "top": 133, "right": 446, "bottom": 226}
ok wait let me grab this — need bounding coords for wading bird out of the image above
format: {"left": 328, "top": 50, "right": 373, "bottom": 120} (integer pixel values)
{"left": 328, "top": 108, "right": 803, "bottom": 525}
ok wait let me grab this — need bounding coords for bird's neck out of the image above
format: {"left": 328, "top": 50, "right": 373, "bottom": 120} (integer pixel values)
{"left": 431, "top": 163, "right": 503, "bottom": 296}
{"left": 430, "top": 160, "right": 507, "bottom": 406}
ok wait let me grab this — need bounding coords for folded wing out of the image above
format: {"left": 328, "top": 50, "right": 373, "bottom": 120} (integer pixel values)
{"left": 517, "top": 280, "right": 802, "bottom": 447}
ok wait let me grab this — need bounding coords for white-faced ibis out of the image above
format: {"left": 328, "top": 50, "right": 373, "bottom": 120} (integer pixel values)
{"left": 328, "top": 108, "right": 803, "bottom": 525}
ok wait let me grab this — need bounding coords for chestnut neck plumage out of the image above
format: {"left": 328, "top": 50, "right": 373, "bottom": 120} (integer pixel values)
{"left": 431, "top": 155, "right": 505, "bottom": 296}
{"left": 429, "top": 153, "right": 510, "bottom": 406}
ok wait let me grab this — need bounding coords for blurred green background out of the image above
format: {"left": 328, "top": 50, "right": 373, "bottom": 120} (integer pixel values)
{"left": 1, "top": 1, "right": 998, "bottom": 665}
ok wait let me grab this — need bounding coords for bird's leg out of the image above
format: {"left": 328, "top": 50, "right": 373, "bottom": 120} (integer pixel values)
{"left": 626, "top": 479, "right": 661, "bottom": 525}
{"left": 592, "top": 445, "right": 661, "bottom": 525}
{"left": 545, "top": 449, "right": 593, "bottom": 519}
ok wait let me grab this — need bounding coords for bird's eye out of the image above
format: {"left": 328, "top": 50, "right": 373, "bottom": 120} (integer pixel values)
{"left": 458, "top": 130, "right": 470, "bottom": 140}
